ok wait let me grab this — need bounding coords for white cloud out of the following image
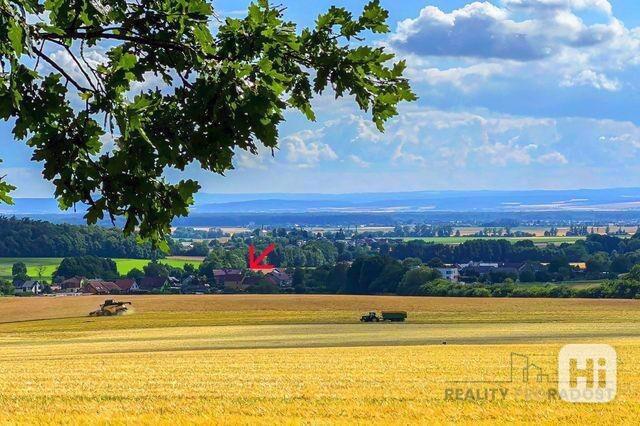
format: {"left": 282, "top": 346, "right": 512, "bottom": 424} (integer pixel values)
{"left": 504, "top": 0, "right": 612, "bottom": 15}
{"left": 600, "top": 131, "right": 640, "bottom": 149}
{"left": 0, "top": 167, "right": 53, "bottom": 198}
{"left": 405, "top": 61, "right": 513, "bottom": 91}
{"left": 474, "top": 139, "right": 538, "bottom": 166}
{"left": 348, "top": 155, "right": 371, "bottom": 168}
{"left": 232, "top": 142, "right": 278, "bottom": 171}
{"left": 537, "top": 151, "right": 569, "bottom": 164}
{"left": 314, "top": 106, "right": 614, "bottom": 171}
{"left": 47, "top": 48, "right": 176, "bottom": 96}
{"left": 236, "top": 152, "right": 267, "bottom": 170}
{"left": 284, "top": 130, "right": 337, "bottom": 167}
{"left": 349, "top": 115, "right": 385, "bottom": 143}
{"left": 390, "top": 1, "right": 617, "bottom": 61}
{"left": 130, "top": 72, "right": 169, "bottom": 93}
{"left": 388, "top": 0, "right": 639, "bottom": 92}
{"left": 485, "top": 116, "right": 557, "bottom": 133}
{"left": 99, "top": 133, "right": 117, "bottom": 154}
{"left": 561, "top": 69, "right": 621, "bottom": 91}
{"left": 48, "top": 49, "right": 107, "bottom": 89}
{"left": 392, "top": 142, "right": 427, "bottom": 166}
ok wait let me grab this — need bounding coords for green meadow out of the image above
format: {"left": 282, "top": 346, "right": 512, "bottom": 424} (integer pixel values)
{"left": 0, "top": 257, "right": 203, "bottom": 280}
{"left": 391, "top": 236, "right": 586, "bottom": 245}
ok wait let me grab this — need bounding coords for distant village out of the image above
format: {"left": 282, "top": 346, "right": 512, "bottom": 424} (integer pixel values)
{"left": 12, "top": 259, "right": 590, "bottom": 296}
{"left": 4, "top": 223, "right": 639, "bottom": 299}
{"left": 13, "top": 268, "right": 292, "bottom": 296}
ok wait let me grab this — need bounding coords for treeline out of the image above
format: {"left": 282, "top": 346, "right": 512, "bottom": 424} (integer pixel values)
{"left": 50, "top": 256, "right": 197, "bottom": 282}
{"left": 283, "top": 258, "right": 640, "bottom": 299}
{"left": 297, "top": 257, "right": 432, "bottom": 295}
{"left": 384, "top": 278, "right": 640, "bottom": 299}
{"left": 0, "top": 217, "right": 160, "bottom": 258}
{"left": 206, "top": 230, "right": 371, "bottom": 268}
{"left": 171, "top": 227, "right": 226, "bottom": 239}
{"left": 56, "top": 257, "right": 120, "bottom": 280}
{"left": 390, "top": 234, "right": 640, "bottom": 268}
{"left": 387, "top": 225, "right": 453, "bottom": 238}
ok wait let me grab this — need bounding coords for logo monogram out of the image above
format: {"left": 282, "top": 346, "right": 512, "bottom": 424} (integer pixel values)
{"left": 558, "top": 344, "right": 616, "bottom": 403}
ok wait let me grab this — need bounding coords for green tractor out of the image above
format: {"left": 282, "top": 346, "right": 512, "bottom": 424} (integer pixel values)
{"left": 360, "top": 311, "right": 407, "bottom": 322}
{"left": 360, "top": 311, "right": 380, "bottom": 322}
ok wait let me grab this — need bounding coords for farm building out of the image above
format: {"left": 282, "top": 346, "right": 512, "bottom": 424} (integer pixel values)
{"left": 212, "top": 269, "right": 246, "bottom": 289}
{"left": 114, "top": 279, "right": 139, "bottom": 293}
{"left": 13, "top": 280, "right": 44, "bottom": 295}
{"left": 227, "top": 269, "right": 293, "bottom": 292}
{"left": 139, "top": 277, "right": 169, "bottom": 291}
{"left": 436, "top": 267, "right": 460, "bottom": 283}
{"left": 459, "top": 262, "right": 530, "bottom": 276}
{"left": 180, "top": 276, "right": 210, "bottom": 293}
{"left": 138, "top": 276, "right": 180, "bottom": 291}
{"left": 59, "top": 276, "right": 87, "bottom": 291}
{"left": 269, "top": 269, "right": 292, "bottom": 287}
{"left": 82, "top": 280, "right": 121, "bottom": 295}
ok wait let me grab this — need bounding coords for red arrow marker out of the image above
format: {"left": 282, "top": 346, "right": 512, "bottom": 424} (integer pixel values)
{"left": 248, "top": 243, "right": 276, "bottom": 270}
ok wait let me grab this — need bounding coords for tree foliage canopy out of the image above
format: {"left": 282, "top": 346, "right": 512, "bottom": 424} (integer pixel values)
{"left": 0, "top": 0, "right": 415, "bottom": 244}
{"left": 56, "top": 255, "right": 119, "bottom": 279}
{"left": 0, "top": 216, "right": 160, "bottom": 257}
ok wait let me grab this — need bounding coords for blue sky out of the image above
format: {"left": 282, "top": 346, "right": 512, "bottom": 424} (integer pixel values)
{"left": 3, "top": 0, "right": 640, "bottom": 196}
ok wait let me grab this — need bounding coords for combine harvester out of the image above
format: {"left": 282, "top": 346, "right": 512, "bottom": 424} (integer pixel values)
{"left": 360, "top": 311, "right": 407, "bottom": 322}
{"left": 89, "top": 300, "right": 132, "bottom": 317}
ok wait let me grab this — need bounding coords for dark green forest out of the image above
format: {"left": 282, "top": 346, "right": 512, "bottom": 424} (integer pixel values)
{"left": 0, "top": 217, "right": 159, "bottom": 258}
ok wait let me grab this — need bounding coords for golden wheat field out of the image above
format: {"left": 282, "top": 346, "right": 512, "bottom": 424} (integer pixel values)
{"left": 1, "top": 295, "right": 640, "bottom": 424}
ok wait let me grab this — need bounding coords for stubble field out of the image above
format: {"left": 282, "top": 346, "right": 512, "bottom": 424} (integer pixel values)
{"left": 1, "top": 295, "right": 639, "bottom": 424}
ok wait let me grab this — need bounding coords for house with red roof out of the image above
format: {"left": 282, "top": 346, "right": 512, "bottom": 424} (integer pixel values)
{"left": 82, "top": 280, "right": 121, "bottom": 295}
{"left": 114, "top": 278, "right": 139, "bottom": 293}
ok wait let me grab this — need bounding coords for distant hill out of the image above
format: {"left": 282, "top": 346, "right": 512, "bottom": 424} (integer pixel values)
{"left": 191, "top": 188, "right": 640, "bottom": 213}
{"left": 5, "top": 188, "right": 640, "bottom": 217}
{"left": 0, "top": 198, "right": 69, "bottom": 215}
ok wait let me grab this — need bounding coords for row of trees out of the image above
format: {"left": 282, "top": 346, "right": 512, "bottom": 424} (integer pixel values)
{"left": 51, "top": 256, "right": 197, "bottom": 282}
{"left": 292, "top": 256, "right": 437, "bottom": 295}
{"left": 389, "top": 234, "right": 640, "bottom": 266}
{"left": 388, "top": 225, "right": 454, "bottom": 238}
{"left": 171, "top": 228, "right": 227, "bottom": 239}
{"left": 0, "top": 217, "right": 160, "bottom": 258}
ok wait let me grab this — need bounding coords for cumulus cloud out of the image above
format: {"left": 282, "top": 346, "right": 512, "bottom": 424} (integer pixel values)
{"left": 0, "top": 167, "right": 53, "bottom": 198}
{"left": 387, "top": 0, "right": 638, "bottom": 92}
{"left": 405, "top": 61, "right": 512, "bottom": 91}
{"left": 599, "top": 127, "right": 640, "bottom": 149}
{"left": 560, "top": 69, "right": 621, "bottom": 91}
{"left": 474, "top": 139, "right": 539, "bottom": 165}
{"left": 348, "top": 155, "right": 371, "bottom": 168}
{"left": 504, "top": 0, "right": 612, "bottom": 15}
{"left": 99, "top": 133, "right": 117, "bottom": 154}
{"left": 311, "top": 107, "right": 612, "bottom": 172}
{"left": 284, "top": 130, "right": 338, "bottom": 167}
{"left": 389, "top": 1, "right": 616, "bottom": 61}
{"left": 236, "top": 152, "right": 268, "bottom": 170}
{"left": 537, "top": 151, "right": 569, "bottom": 164}
{"left": 48, "top": 49, "right": 107, "bottom": 88}
{"left": 349, "top": 115, "right": 385, "bottom": 143}
{"left": 391, "top": 143, "right": 427, "bottom": 166}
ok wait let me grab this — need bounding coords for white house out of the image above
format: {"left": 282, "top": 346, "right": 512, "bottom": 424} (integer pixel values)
{"left": 436, "top": 268, "right": 460, "bottom": 283}
{"left": 14, "top": 280, "right": 44, "bottom": 295}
